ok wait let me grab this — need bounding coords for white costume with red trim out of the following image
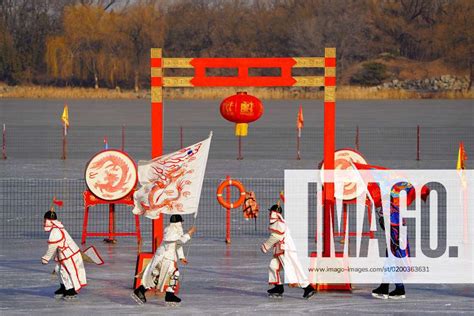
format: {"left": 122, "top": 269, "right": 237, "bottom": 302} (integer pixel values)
{"left": 261, "top": 211, "right": 309, "bottom": 287}
{"left": 42, "top": 220, "right": 87, "bottom": 291}
{"left": 141, "top": 223, "right": 191, "bottom": 293}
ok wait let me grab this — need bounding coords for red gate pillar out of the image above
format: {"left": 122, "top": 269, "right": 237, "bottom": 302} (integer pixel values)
{"left": 323, "top": 48, "right": 336, "bottom": 257}
{"left": 151, "top": 48, "right": 164, "bottom": 252}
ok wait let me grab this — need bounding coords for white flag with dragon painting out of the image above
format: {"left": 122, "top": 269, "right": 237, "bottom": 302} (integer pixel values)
{"left": 132, "top": 133, "right": 212, "bottom": 219}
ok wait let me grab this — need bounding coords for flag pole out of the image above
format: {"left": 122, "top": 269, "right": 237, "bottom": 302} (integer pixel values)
{"left": 297, "top": 127, "right": 301, "bottom": 160}
{"left": 62, "top": 122, "right": 67, "bottom": 160}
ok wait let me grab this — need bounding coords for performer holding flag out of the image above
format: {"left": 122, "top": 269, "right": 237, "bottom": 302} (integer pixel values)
{"left": 132, "top": 215, "right": 196, "bottom": 305}
{"left": 131, "top": 133, "right": 212, "bottom": 306}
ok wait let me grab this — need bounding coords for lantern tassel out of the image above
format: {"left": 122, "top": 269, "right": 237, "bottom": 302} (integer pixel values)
{"left": 235, "top": 123, "right": 248, "bottom": 137}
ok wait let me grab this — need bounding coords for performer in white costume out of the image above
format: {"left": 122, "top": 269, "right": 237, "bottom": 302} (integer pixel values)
{"left": 261, "top": 204, "right": 316, "bottom": 299}
{"left": 132, "top": 215, "right": 196, "bottom": 305}
{"left": 42, "top": 208, "right": 87, "bottom": 299}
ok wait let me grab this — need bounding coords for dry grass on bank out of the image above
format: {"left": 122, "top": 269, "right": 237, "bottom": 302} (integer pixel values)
{"left": 335, "top": 86, "right": 474, "bottom": 100}
{"left": 1, "top": 84, "right": 472, "bottom": 100}
{"left": 0, "top": 85, "right": 139, "bottom": 99}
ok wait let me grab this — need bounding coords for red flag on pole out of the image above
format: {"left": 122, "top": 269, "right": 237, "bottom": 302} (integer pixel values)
{"left": 457, "top": 141, "right": 467, "bottom": 188}
{"left": 296, "top": 105, "right": 304, "bottom": 159}
{"left": 296, "top": 105, "right": 304, "bottom": 130}
{"left": 457, "top": 141, "right": 467, "bottom": 170}
{"left": 53, "top": 197, "right": 64, "bottom": 207}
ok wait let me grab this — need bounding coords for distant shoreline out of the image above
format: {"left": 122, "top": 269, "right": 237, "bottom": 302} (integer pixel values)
{"left": 0, "top": 85, "right": 472, "bottom": 100}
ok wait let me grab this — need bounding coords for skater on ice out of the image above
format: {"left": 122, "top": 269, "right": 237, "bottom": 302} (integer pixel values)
{"left": 371, "top": 183, "right": 430, "bottom": 300}
{"left": 41, "top": 203, "right": 87, "bottom": 299}
{"left": 260, "top": 203, "right": 316, "bottom": 299}
{"left": 132, "top": 215, "right": 196, "bottom": 305}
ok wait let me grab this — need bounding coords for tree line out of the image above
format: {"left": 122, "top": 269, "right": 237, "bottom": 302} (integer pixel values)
{"left": 0, "top": 0, "right": 472, "bottom": 90}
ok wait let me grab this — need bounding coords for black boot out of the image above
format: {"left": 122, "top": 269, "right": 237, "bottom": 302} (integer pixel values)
{"left": 54, "top": 284, "right": 66, "bottom": 298}
{"left": 267, "top": 284, "right": 284, "bottom": 297}
{"left": 303, "top": 284, "right": 316, "bottom": 299}
{"left": 371, "top": 283, "right": 389, "bottom": 299}
{"left": 63, "top": 288, "right": 77, "bottom": 300}
{"left": 165, "top": 292, "right": 181, "bottom": 305}
{"left": 131, "top": 285, "right": 147, "bottom": 305}
{"left": 389, "top": 285, "right": 406, "bottom": 299}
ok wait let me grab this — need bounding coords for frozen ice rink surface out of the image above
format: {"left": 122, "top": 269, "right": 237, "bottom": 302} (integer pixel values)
{"left": 1, "top": 237, "right": 473, "bottom": 315}
{"left": 1, "top": 99, "right": 473, "bottom": 314}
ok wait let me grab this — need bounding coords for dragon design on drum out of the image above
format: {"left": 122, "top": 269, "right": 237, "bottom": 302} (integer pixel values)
{"left": 88, "top": 154, "right": 133, "bottom": 199}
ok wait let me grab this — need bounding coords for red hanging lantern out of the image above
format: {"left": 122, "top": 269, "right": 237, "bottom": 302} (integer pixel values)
{"left": 220, "top": 92, "right": 264, "bottom": 136}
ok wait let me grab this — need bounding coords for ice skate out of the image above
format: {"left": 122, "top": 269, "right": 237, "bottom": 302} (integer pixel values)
{"left": 302, "top": 285, "right": 316, "bottom": 299}
{"left": 389, "top": 287, "right": 406, "bottom": 300}
{"left": 54, "top": 284, "right": 66, "bottom": 298}
{"left": 131, "top": 285, "right": 147, "bottom": 305}
{"left": 165, "top": 292, "right": 181, "bottom": 306}
{"left": 62, "top": 288, "right": 78, "bottom": 300}
{"left": 371, "top": 283, "right": 389, "bottom": 299}
{"left": 267, "top": 284, "right": 284, "bottom": 298}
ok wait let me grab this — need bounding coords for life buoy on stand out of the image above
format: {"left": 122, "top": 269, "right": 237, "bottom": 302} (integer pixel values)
{"left": 216, "top": 178, "right": 246, "bottom": 244}
{"left": 216, "top": 179, "right": 246, "bottom": 209}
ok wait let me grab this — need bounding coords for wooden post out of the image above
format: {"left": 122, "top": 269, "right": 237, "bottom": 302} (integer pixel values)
{"left": 355, "top": 125, "right": 360, "bottom": 151}
{"left": 2, "top": 124, "right": 6, "bottom": 160}
{"left": 61, "top": 123, "right": 67, "bottom": 160}
{"left": 121, "top": 125, "right": 125, "bottom": 151}
{"left": 225, "top": 175, "right": 231, "bottom": 243}
{"left": 237, "top": 135, "right": 243, "bottom": 160}
{"left": 297, "top": 128, "right": 301, "bottom": 160}
{"left": 105, "top": 204, "right": 116, "bottom": 243}
{"left": 416, "top": 125, "right": 420, "bottom": 161}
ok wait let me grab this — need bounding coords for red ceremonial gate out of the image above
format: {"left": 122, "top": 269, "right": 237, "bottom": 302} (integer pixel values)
{"left": 135, "top": 48, "right": 338, "bottom": 288}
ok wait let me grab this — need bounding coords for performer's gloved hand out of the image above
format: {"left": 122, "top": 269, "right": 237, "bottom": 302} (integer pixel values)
{"left": 180, "top": 258, "right": 188, "bottom": 265}
{"left": 41, "top": 258, "right": 48, "bottom": 265}
{"left": 188, "top": 226, "right": 197, "bottom": 236}
{"left": 260, "top": 244, "right": 268, "bottom": 253}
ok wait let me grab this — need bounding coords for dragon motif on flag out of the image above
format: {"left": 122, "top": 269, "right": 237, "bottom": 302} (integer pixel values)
{"left": 133, "top": 143, "right": 203, "bottom": 217}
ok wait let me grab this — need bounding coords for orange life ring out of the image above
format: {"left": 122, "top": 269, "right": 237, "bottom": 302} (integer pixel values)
{"left": 216, "top": 179, "right": 246, "bottom": 209}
